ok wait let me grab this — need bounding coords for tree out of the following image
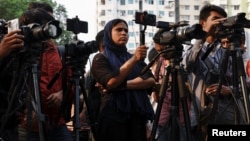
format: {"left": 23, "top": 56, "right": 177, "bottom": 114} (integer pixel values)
{"left": 0, "top": 0, "right": 72, "bottom": 45}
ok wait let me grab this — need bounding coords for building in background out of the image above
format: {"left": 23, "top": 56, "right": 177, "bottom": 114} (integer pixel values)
{"left": 96, "top": 0, "right": 250, "bottom": 58}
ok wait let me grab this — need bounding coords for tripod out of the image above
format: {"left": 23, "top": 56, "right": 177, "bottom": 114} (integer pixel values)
{"left": 148, "top": 45, "right": 193, "bottom": 141}
{"left": 0, "top": 44, "right": 46, "bottom": 141}
{"left": 209, "top": 31, "right": 250, "bottom": 125}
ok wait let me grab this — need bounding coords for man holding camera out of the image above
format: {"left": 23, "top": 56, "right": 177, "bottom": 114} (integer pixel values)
{"left": 16, "top": 8, "right": 73, "bottom": 141}
{"left": 183, "top": 4, "right": 247, "bottom": 141}
{"left": 0, "top": 30, "right": 24, "bottom": 141}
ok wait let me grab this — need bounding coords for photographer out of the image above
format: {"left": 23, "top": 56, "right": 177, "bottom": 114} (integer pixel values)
{"left": 12, "top": 9, "right": 73, "bottom": 141}
{"left": 183, "top": 4, "right": 246, "bottom": 140}
{"left": 0, "top": 30, "right": 24, "bottom": 141}
{"left": 91, "top": 18, "right": 155, "bottom": 141}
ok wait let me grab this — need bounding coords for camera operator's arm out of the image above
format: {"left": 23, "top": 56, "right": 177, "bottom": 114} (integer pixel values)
{"left": 105, "top": 45, "right": 149, "bottom": 90}
{"left": 0, "top": 30, "right": 24, "bottom": 59}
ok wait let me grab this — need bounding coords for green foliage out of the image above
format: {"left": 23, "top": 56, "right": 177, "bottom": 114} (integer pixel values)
{"left": 0, "top": 0, "right": 72, "bottom": 46}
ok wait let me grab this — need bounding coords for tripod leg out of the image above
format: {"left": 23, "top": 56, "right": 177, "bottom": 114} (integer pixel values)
{"left": 32, "top": 64, "right": 46, "bottom": 141}
{"left": 177, "top": 68, "right": 193, "bottom": 141}
{"left": 73, "top": 77, "right": 81, "bottom": 141}
{"left": 149, "top": 67, "right": 171, "bottom": 141}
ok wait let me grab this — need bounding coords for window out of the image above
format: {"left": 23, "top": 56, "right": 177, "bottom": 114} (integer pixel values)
{"left": 194, "top": 5, "right": 199, "bottom": 10}
{"left": 100, "top": 21, "right": 106, "bottom": 26}
{"left": 128, "top": 10, "right": 134, "bottom": 15}
{"left": 128, "top": 32, "right": 134, "bottom": 36}
{"left": 128, "top": 0, "right": 134, "bottom": 4}
{"left": 159, "top": 0, "right": 164, "bottom": 5}
{"left": 158, "top": 11, "right": 165, "bottom": 17}
{"left": 148, "top": 32, "right": 154, "bottom": 37}
{"left": 234, "top": 5, "right": 240, "bottom": 10}
{"left": 128, "top": 21, "right": 134, "bottom": 26}
{"left": 119, "top": 10, "right": 126, "bottom": 16}
{"left": 128, "top": 43, "right": 134, "bottom": 48}
{"left": 194, "top": 15, "right": 199, "bottom": 20}
{"left": 101, "top": 0, "right": 105, "bottom": 5}
{"left": 100, "top": 10, "right": 105, "bottom": 16}
{"left": 184, "top": 5, "right": 190, "bottom": 10}
{"left": 120, "top": 0, "right": 125, "bottom": 5}
{"left": 148, "top": 0, "right": 154, "bottom": 5}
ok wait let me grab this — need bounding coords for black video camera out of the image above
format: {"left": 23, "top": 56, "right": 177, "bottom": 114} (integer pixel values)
{"left": 64, "top": 16, "right": 98, "bottom": 65}
{"left": 65, "top": 40, "right": 98, "bottom": 61}
{"left": 153, "top": 21, "right": 206, "bottom": 45}
{"left": 216, "top": 12, "right": 250, "bottom": 38}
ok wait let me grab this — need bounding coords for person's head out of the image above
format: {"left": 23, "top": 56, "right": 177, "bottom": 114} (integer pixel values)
{"left": 103, "top": 18, "right": 128, "bottom": 50}
{"left": 19, "top": 9, "right": 55, "bottom": 26}
{"left": 28, "top": 2, "right": 53, "bottom": 16}
{"left": 199, "top": 4, "right": 227, "bottom": 35}
{"left": 152, "top": 28, "right": 173, "bottom": 59}
{"left": 95, "top": 29, "right": 104, "bottom": 52}
{"left": 221, "top": 28, "right": 246, "bottom": 53}
{"left": 221, "top": 37, "right": 229, "bottom": 48}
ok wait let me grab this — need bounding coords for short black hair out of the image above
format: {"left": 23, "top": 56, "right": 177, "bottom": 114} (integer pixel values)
{"left": 19, "top": 8, "right": 55, "bottom": 26}
{"left": 28, "top": 2, "right": 53, "bottom": 14}
{"left": 199, "top": 4, "right": 227, "bottom": 20}
{"left": 95, "top": 29, "right": 104, "bottom": 48}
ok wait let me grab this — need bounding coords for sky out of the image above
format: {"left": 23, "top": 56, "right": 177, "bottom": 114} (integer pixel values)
{"left": 54, "top": 0, "right": 97, "bottom": 42}
{"left": 54, "top": 0, "right": 97, "bottom": 71}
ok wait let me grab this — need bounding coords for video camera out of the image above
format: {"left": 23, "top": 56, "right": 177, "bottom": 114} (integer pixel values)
{"left": 216, "top": 12, "right": 250, "bottom": 38}
{"left": 134, "top": 11, "right": 206, "bottom": 45}
{"left": 65, "top": 16, "right": 98, "bottom": 64}
{"left": 153, "top": 21, "right": 206, "bottom": 45}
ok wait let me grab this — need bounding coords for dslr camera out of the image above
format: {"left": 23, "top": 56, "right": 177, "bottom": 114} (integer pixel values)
{"left": 0, "top": 18, "right": 62, "bottom": 43}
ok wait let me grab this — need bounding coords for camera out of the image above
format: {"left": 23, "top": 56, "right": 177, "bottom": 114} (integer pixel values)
{"left": 21, "top": 20, "right": 62, "bottom": 43}
{"left": 65, "top": 40, "right": 98, "bottom": 60}
{"left": 64, "top": 16, "right": 98, "bottom": 66}
{"left": 0, "top": 19, "right": 62, "bottom": 43}
{"left": 216, "top": 12, "right": 250, "bottom": 38}
{"left": 153, "top": 23, "right": 206, "bottom": 45}
{"left": 67, "top": 16, "right": 88, "bottom": 34}
{"left": 135, "top": 11, "right": 156, "bottom": 26}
